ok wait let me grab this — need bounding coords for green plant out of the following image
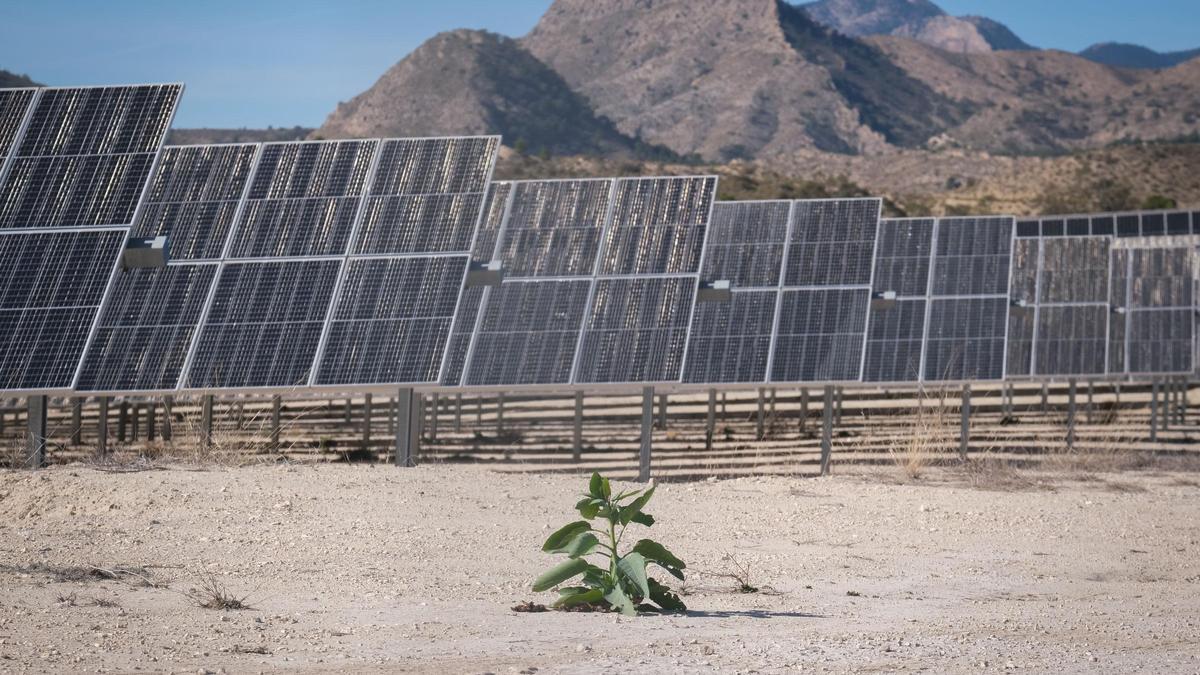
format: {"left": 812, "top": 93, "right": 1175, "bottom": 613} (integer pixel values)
{"left": 532, "top": 472, "right": 686, "bottom": 615}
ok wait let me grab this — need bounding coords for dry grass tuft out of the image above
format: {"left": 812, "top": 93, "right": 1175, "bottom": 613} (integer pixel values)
{"left": 189, "top": 572, "right": 254, "bottom": 611}
{"left": 888, "top": 387, "right": 954, "bottom": 481}
{"left": 958, "top": 456, "right": 1044, "bottom": 492}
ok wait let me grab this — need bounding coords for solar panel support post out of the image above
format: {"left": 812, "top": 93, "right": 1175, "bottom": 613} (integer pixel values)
{"left": 393, "top": 388, "right": 421, "bottom": 468}
{"left": 721, "top": 392, "right": 727, "bottom": 420}
{"left": 25, "top": 396, "right": 48, "bottom": 469}
{"left": 756, "top": 389, "right": 766, "bottom": 441}
{"left": 820, "top": 386, "right": 834, "bottom": 476}
{"left": 1066, "top": 379, "right": 1077, "bottom": 451}
{"left": 146, "top": 402, "right": 156, "bottom": 442}
{"left": 70, "top": 398, "right": 83, "bottom": 446}
{"left": 362, "top": 393, "right": 372, "bottom": 454}
{"left": 201, "top": 395, "right": 214, "bottom": 451}
{"left": 705, "top": 389, "right": 716, "bottom": 451}
{"left": 497, "top": 394, "right": 505, "bottom": 434}
{"left": 769, "top": 388, "right": 777, "bottom": 425}
{"left": 800, "top": 389, "right": 809, "bottom": 431}
{"left": 959, "top": 385, "right": 971, "bottom": 461}
{"left": 387, "top": 398, "right": 395, "bottom": 435}
{"left": 131, "top": 405, "right": 140, "bottom": 442}
{"left": 344, "top": 399, "right": 352, "bottom": 425}
{"left": 454, "top": 394, "right": 463, "bottom": 433}
{"left": 428, "top": 394, "right": 439, "bottom": 441}
{"left": 657, "top": 395, "right": 668, "bottom": 431}
{"left": 270, "top": 395, "right": 281, "bottom": 453}
{"left": 1040, "top": 384, "right": 1048, "bottom": 414}
{"left": 1149, "top": 380, "right": 1159, "bottom": 443}
{"left": 161, "top": 396, "right": 173, "bottom": 442}
{"left": 639, "top": 387, "right": 654, "bottom": 483}
{"left": 1162, "top": 380, "right": 1171, "bottom": 432}
{"left": 573, "top": 392, "right": 584, "bottom": 462}
{"left": 97, "top": 398, "right": 109, "bottom": 457}
{"left": 1086, "top": 381, "right": 1094, "bottom": 424}
{"left": 117, "top": 401, "right": 128, "bottom": 443}
{"left": 476, "top": 396, "right": 483, "bottom": 425}
{"left": 835, "top": 388, "right": 844, "bottom": 426}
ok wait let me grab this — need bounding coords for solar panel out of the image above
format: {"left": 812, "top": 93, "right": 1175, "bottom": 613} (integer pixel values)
{"left": 772, "top": 287, "right": 871, "bottom": 382}
{"left": 493, "top": 179, "right": 613, "bottom": 277}
{"left": 132, "top": 144, "right": 258, "bottom": 260}
{"left": 1028, "top": 236, "right": 1112, "bottom": 377}
{"left": 574, "top": 276, "right": 697, "bottom": 384}
{"left": 1125, "top": 245, "right": 1194, "bottom": 375}
{"left": 683, "top": 290, "right": 777, "bottom": 384}
{"left": 353, "top": 137, "right": 499, "bottom": 255}
{"left": 230, "top": 140, "right": 376, "bottom": 258}
{"left": 0, "top": 84, "right": 181, "bottom": 229}
{"left": 922, "top": 217, "right": 1014, "bottom": 382}
{"left": 186, "top": 260, "right": 342, "bottom": 388}
{"left": 315, "top": 256, "right": 468, "bottom": 385}
{"left": 784, "top": 199, "right": 880, "bottom": 287}
{"left": 701, "top": 200, "right": 789, "bottom": 288}
{"left": 1109, "top": 247, "right": 1130, "bottom": 374}
{"left": 597, "top": 177, "right": 714, "bottom": 275}
{"left": 76, "top": 264, "right": 217, "bottom": 391}
{"left": 1005, "top": 237, "right": 1039, "bottom": 378}
{"left": 859, "top": 217, "right": 935, "bottom": 383}
{"left": 0, "top": 88, "right": 37, "bottom": 165}
{"left": 441, "top": 181, "right": 513, "bottom": 386}
{"left": 0, "top": 229, "right": 126, "bottom": 390}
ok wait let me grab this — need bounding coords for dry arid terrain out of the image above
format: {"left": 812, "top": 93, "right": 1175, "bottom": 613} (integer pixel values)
{"left": 1, "top": 462, "right": 1198, "bottom": 673}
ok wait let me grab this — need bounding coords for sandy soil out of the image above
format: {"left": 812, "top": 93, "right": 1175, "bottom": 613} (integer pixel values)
{"left": 1, "top": 463, "right": 1198, "bottom": 674}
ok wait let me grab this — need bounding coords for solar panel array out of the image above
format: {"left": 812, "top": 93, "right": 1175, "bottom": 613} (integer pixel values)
{"left": 1, "top": 82, "right": 1197, "bottom": 396}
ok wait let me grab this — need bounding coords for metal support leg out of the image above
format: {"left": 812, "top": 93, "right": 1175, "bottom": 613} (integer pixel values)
{"left": 1163, "top": 380, "right": 1172, "bottom": 432}
{"left": 117, "top": 402, "right": 128, "bottom": 442}
{"left": 70, "top": 397, "right": 83, "bottom": 446}
{"left": 656, "top": 394, "right": 667, "bottom": 430}
{"left": 146, "top": 402, "right": 156, "bottom": 442}
{"left": 201, "top": 395, "right": 214, "bottom": 450}
{"left": 477, "top": 396, "right": 483, "bottom": 425}
{"left": 428, "top": 393, "right": 438, "bottom": 441}
{"left": 639, "top": 387, "right": 653, "bottom": 483}
{"left": 800, "top": 389, "right": 809, "bottom": 431}
{"left": 721, "top": 392, "right": 727, "bottom": 420}
{"left": 705, "top": 389, "right": 716, "bottom": 451}
{"left": 496, "top": 394, "right": 505, "bottom": 434}
{"left": 835, "top": 387, "right": 844, "bottom": 425}
{"left": 393, "top": 388, "right": 422, "bottom": 467}
{"left": 573, "top": 391, "right": 583, "bottom": 462}
{"left": 1150, "top": 380, "right": 1159, "bottom": 443}
{"left": 756, "top": 388, "right": 765, "bottom": 441}
{"left": 1085, "top": 381, "right": 1094, "bottom": 424}
{"left": 26, "top": 396, "right": 48, "bottom": 469}
{"left": 1066, "top": 379, "right": 1077, "bottom": 450}
{"left": 362, "top": 393, "right": 372, "bottom": 454}
{"left": 454, "top": 394, "right": 462, "bottom": 433}
{"left": 769, "top": 388, "right": 776, "bottom": 419}
{"left": 270, "top": 395, "right": 281, "bottom": 452}
{"left": 344, "top": 399, "right": 352, "bottom": 424}
{"left": 97, "top": 398, "right": 109, "bottom": 457}
{"left": 959, "top": 384, "right": 971, "bottom": 461}
{"left": 1041, "top": 383, "right": 1048, "bottom": 413}
{"left": 131, "top": 404, "right": 140, "bottom": 442}
{"left": 162, "top": 396, "right": 174, "bottom": 442}
{"left": 820, "top": 386, "right": 834, "bottom": 476}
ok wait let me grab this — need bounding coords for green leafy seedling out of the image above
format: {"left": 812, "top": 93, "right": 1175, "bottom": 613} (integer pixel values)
{"left": 532, "top": 472, "right": 687, "bottom": 616}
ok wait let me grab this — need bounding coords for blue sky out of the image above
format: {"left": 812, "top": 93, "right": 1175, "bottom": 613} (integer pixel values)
{"left": 2, "top": 1, "right": 1197, "bottom": 128}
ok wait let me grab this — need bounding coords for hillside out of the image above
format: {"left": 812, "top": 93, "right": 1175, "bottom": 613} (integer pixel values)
{"left": 800, "top": 0, "right": 1033, "bottom": 53}
{"left": 0, "top": 70, "right": 39, "bottom": 88}
{"left": 1080, "top": 43, "right": 1200, "bottom": 70}
{"left": 166, "top": 126, "right": 312, "bottom": 145}
{"left": 317, "top": 30, "right": 668, "bottom": 158}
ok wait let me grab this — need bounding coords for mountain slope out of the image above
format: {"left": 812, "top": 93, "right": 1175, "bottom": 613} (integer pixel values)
{"left": 0, "top": 70, "right": 38, "bottom": 88}
{"left": 1079, "top": 43, "right": 1200, "bottom": 70}
{"left": 801, "top": 0, "right": 1033, "bottom": 53}
{"left": 317, "top": 30, "right": 664, "bottom": 157}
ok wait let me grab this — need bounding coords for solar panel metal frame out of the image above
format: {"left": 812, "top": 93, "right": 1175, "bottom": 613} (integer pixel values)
{"left": 767, "top": 198, "right": 882, "bottom": 386}
{"left": 0, "top": 87, "right": 40, "bottom": 186}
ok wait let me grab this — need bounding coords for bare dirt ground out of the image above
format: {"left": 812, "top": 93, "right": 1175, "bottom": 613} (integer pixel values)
{"left": 1, "top": 462, "right": 1198, "bottom": 674}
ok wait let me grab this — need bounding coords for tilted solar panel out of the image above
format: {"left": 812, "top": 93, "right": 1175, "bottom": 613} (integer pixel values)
{"left": 784, "top": 199, "right": 879, "bottom": 287}
{"left": 864, "top": 218, "right": 933, "bottom": 383}
{"left": 1005, "top": 237, "right": 1039, "bottom": 378}
{"left": 0, "top": 229, "right": 126, "bottom": 390}
{"left": 597, "top": 177, "right": 713, "bottom": 276}
{"left": 0, "top": 88, "right": 37, "bottom": 165}
{"left": 700, "top": 200, "right": 789, "bottom": 288}
{"left": 0, "top": 84, "right": 181, "bottom": 229}
{"left": 1124, "top": 245, "right": 1194, "bottom": 375}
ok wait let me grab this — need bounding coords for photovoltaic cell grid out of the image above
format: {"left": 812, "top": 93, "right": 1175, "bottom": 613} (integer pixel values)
{"left": 0, "top": 84, "right": 181, "bottom": 229}
{"left": 770, "top": 199, "right": 881, "bottom": 384}
{"left": 131, "top": 144, "right": 258, "bottom": 260}
{"left": 441, "top": 181, "right": 513, "bottom": 386}
{"left": 463, "top": 179, "right": 616, "bottom": 387}
{"left": 923, "top": 217, "right": 1014, "bottom": 382}
{"left": 1031, "top": 237, "right": 1111, "bottom": 377}
{"left": 314, "top": 136, "right": 500, "bottom": 387}
{"left": 863, "top": 218, "right": 934, "bottom": 383}
{"left": 1123, "top": 245, "right": 1195, "bottom": 375}
{"left": 684, "top": 201, "right": 789, "bottom": 384}
{"left": 0, "top": 89, "right": 36, "bottom": 164}
{"left": 1017, "top": 210, "right": 1199, "bottom": 239}
{"left": 0, "top": 229, "right": 126, "bottom": 390}
{"left": 231, "top": 140, "right": 376, "bottom": 258}
{"left": 574, "top": 177, "right": 717, "bottom": 385}
{"left": 76, "top": 264, "right": 217, "bottom": 391}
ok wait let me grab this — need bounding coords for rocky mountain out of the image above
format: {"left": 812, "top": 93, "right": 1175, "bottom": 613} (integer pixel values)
{"left": 1079, "top": 43, "right": 1200, "bottom": 70}
{"left": 315, "top": 0, "right": 1200, "bottom": 162}
{"left": 800, "top": 0, "right": 1033, "bottom": 53}
{"left": 166, "top": 127, "right": 313, "bottom": 146}
{"left": 318, "top": 30, "right": 669, "bottom": 158}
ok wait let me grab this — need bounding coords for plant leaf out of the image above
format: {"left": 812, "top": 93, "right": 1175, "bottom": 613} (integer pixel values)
{"left": 576, "top": 498, "right": 602, "bottom": 520}
{"left": 542, "top": 521, "right": 592, "bottom": 553}
{"left": 630, "top": 512, "right": 655, "bottom": 527}
{"left": 619, "top": 486, "right": 655, "bottom": 525}
{"left": 532, "top": 558, "right": 591, "bottom": 592}
{"left": 554, "top": 587, "right": 605, "bottom": 608}
{"left": 616, "top": 552, "right": 651, "bottom": 601}
{"left": 558, "top": 531, "right": 599, "bottom": 558}
{"left": 588, "top": 472, "right": 611, "bottom": 499}
{"left": 648, "top": 578, "right": 687, "bottom": 612}
{"left": 632, "top": 539, "right": 686, "bottom": 581}
{"left": 604, "top": 581, "right": 637, "bottom": 616}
